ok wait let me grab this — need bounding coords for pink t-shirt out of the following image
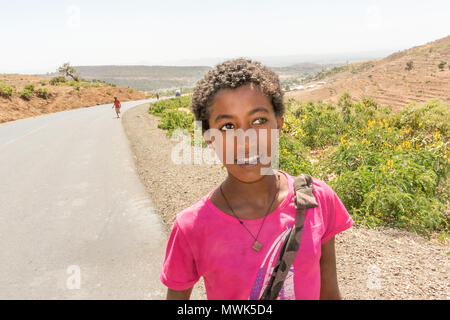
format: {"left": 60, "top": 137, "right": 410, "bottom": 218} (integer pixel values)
{"left": 160, "top": 169, "right": 354, "bottom": 300}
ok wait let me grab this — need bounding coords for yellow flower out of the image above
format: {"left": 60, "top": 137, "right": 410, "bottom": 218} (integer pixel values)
{"left": 434, "top": 131, "right": 440, "bottom": 140}
{"left": 283, "top": 148, "right": 288, "bottom": 154}
{"left": 418, "top": 122, "right": 423, "bottom": 127}
{"left": 303, "top": 114, "right": 308, "bottom": 119}
{"left": 282, "top": 123, "right": 287, "bottom": 129}
{"left": 367, "top": 119, "right": 375, "bottom": 129}
{"left": 402, "top": 140, "right": 411, "bottom": 149}
{"left": 384, "top": 142, "right": 391, "bottom": 148}
{"left": 295, "top": 118, "right": 300, "bottom": 124}
{"left": 378, "top": 120, "right": 383, "bottom": 127}
{"left": 314, "top": 135, "right": 318, "bottom": 140}
{"left": 340, "top": 134, "right": 347, "bottom": 145}
{"left": 387, "top": 159, "right": 394, "bottom": 169}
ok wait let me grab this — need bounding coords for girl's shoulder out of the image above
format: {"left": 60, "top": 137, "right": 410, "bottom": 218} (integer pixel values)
{"left": 172, "top": 191, "right": 215, "bottom": 232}
{"left": 284, "top": 171, "right": 336, "bottom": 202}
{"left": 286, "top": 172, "right": 342, "bottom": 216}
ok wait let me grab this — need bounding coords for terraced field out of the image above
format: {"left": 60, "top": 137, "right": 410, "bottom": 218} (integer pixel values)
{"left": 286, "top": 36, "right": 450, "bottom": 110}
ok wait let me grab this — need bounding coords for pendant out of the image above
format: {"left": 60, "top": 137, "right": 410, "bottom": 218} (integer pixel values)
{"left": 252, "top": 240, "right": 263, "bottom": 252}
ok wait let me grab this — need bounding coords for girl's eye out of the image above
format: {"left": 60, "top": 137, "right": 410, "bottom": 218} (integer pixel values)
{"left": 253, "top": 117, "right": 267, "bottom": 125}
{"left": 220, "top": 123, "right": 234, "bottom": 131}
{"left": 219, "top": 118, "right": 267, "bottom": 131}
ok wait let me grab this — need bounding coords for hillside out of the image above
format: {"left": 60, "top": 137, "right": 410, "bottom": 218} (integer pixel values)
{"left": 272, "top": 62, "right": 340, "bottom": 89}
{"left": 43, "top": 63, "right": 337, "bottom": 93}
{"left": 50, "top": 65, "right": 213, "bottom": 92}
{"left": 0, "top": 74, "right": 146, "bottom": 124}
{"left": 286, "top": 36, "right": 450, "bottom": 110}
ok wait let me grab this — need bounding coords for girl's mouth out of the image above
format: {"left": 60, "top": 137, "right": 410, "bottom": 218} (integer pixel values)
{"left": 235, "top": 154, "right": 260, "bottom": 168}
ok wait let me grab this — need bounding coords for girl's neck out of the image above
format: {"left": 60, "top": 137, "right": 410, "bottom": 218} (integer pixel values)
{"left": 222, "top": 169, "right": 280, "bottom": 205}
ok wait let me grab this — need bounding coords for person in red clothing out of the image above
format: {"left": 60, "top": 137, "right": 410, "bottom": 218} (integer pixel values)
{"left": 112, "top": 97, "right": 121, "bottom": 118}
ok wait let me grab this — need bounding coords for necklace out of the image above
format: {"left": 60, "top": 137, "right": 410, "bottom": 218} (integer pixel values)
{"left": 219, "top": 173, "right": 280, "bottom": 252}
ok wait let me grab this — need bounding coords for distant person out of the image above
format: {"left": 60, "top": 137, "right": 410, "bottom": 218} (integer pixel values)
{"left": 175, "top": 90, "right": 181, "bottom": 97}
{"left": 112, "top": 97, "right": 121, "bottom": 118}
{"left": 156, "top": 93, "right": 160, "bottom": 100}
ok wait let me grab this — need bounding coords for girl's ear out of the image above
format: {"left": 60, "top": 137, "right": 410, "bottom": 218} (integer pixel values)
{"left": 202, "top": 130, "right": 213, "bottom": 149}
{"left": 276, "top": 116, "right": 284, "bottom": 130}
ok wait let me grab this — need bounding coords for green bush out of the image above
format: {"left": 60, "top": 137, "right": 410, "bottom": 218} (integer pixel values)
{"left": 0, "top": 82, "right": 15, "bottom": 98}
{"left": 278, "top": 134, "right": 315, "bottom": 176}
{"left": 24, "top": 84, "right": 35, "bottom": 92}
{"left": 148, "top": 95, "right": 192, "bottom": 117}
{"left": 20, "top": 88, "right": 33, "bottom": 100}
{"left": 49, "top": 76, "right": 67, "bottom": 85}
{"left": 405, "top": 60, "right": 414, "bottom": 71}
{"left": 35, "top": 88, "right": 51, "bottom": 99}
{"left": 158, "top": 109, "right": 194, "bottom": 136}
{"left": 316, "top": 99, "right": 449, "bottom": 238}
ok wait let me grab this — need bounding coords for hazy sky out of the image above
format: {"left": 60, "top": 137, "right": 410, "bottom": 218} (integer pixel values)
{"left": 1, "top": 0, "right": 449, "bottom": 73}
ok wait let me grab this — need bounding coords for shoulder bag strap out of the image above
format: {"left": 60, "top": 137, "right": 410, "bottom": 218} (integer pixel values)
{"left": 259, "top": 173, "right": 318, "bottom": 300}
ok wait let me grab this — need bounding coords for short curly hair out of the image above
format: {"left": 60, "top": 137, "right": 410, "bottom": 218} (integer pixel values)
{"left": 191, "top": 58, "right": 285, "bottom": 131}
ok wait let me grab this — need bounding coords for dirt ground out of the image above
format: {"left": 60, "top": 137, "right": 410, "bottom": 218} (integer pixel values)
{"left": 0, "top": 74, "right": 146, "bottom": 124}
{"left": 123, "top": 103, "right": 449, "bottom": 300}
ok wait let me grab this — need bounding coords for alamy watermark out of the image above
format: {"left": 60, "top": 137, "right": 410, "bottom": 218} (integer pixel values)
{"left": 66, "top": 265, "right": 81, "bottom": 290}
{"left": 366, "top": 264, "right": 381, "bottom": 290}
{"left": 170, "top": 121, "right": 281, "bottom": 175}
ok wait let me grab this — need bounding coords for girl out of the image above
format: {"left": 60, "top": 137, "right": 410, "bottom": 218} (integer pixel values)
{"left": 160, "top": 58, "right": 354, "bottom": 300}
{"left": 112, "top": 97, "right": 121, "bottom": 118}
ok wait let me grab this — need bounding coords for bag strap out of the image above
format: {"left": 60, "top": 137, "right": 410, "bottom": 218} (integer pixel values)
{"left": 259, "top": 173, "right": 318, "bottom": 300}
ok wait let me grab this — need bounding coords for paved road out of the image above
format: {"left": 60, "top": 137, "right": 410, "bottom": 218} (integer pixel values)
{"left": 0, "top": 100, "right": 168, "bottom": 299}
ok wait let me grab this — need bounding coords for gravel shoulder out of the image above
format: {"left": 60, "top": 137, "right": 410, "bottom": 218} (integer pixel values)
{"left": 123, "top": 103, "right": 449, "bottom": 300}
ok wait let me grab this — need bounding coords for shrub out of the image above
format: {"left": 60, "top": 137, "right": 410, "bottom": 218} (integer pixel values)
{"left": 24, "top": 84, "right": 35, "bottom": 92}
{"left": 278, "top": 134, "right": 315, "bottom": 176}
{"left": 389, "top": 99, "right": 449, "bottom": 140}
{"left": 20, "top": 88, "right": 33, "bottom": 100}
{"left": 148, "top": 95, "right": 192, "bottom": 117}
{"left": 71, "top": 82, "right": 81, "bottom": 91}
{"left": 438, "top": 61, "right": 447, "bottom": 70}
{"left": 50, "top": 76, "right": 67, "bottom": 85}
{"left": 158, "top": 109, "right": 194, "bottom": 136}
{"left": 317, "top": 99, "right": 449, "bottom": 238}
{"left": 0, "top": 82, "right": 15, "bottom": 98}
{"left": 35, "top": 88, "right": 51, "bottom": 99}
{"left": 405, "top": 60, "right": 414, "bottom": 71}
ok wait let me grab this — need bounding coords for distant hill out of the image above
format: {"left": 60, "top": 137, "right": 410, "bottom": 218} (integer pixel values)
{"left": 45, "top": 65, "right": 212, "bottom": 92}
{"left": 286, "top": 35, "right": 450, "bottom": 110}
{"left": 43, "top": 63, "right": 339, "bottom": 92}
{"left": 272, "top": 62, "right": 340, "bottom": 88}
{"left": 0, "top": 74, "right": 146, "bottom": 124}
